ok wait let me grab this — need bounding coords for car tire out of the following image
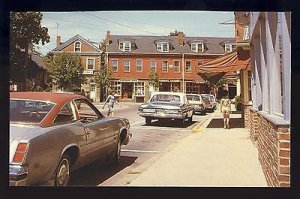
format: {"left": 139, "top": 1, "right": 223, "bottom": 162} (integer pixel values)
{"left": 188, "top": 115, "right": 193, "bottom": 123}
{"left": 145, "top": 117, "right": 152, "bottom": 125}
{"left": 111, "top": 137, "right": 121, "bottom": 165}
{"left": 54, "top": 154, "right": 71, "bottom": 186}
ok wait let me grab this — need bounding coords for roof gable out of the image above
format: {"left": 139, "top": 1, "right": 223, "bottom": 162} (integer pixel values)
{"left": 53, "top": 34, "right": 100, "bottom": 52}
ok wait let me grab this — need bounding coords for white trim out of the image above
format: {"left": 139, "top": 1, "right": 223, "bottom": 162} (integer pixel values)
{"left": 119, "top": 41, "right": 132, "bottom": 52}
{"left": 111, "top": 59, "right": 118, "bottom": 72}
{"left": 162, "top": 60, "right": 168, "bottom": 73}
{"left": 157, "top": 42, "right": 169, "bottom": 52}
{"left": 136, "top": 59, "right": 143, "bottom": 72}
{"left": 173, "top": 60, "right": 180, "bottom": 73}
{"left": 281, "top": 12, "right": 291, "bottom": 122}
{"left": 150, "top": 60, "right": 157, "bottom": 72}
{"left": 86, "top": 57, "right": 95, "bottom": 70}
{"left": 191, "top": 42, "right": 204, "bottom": 53}
{"left": 185, "top": 60, "right": 192, "bottom": 73}
{"left": 124, "top": 60, "right": 130, "bottom": 72}
{"left": 74, "top": 41, "right": 82, "bottom": 52}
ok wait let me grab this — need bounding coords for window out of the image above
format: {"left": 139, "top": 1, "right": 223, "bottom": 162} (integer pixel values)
{"left": 225, "top": 44, "right": 235, "bottom": 52}
{"left": 124, "top": 60, "right": 130, "bottom": 72}
{"left": 157, "top": 42, "right": 169, "bottom": 52}
{"left": 119, "top": 41, "right": 131, "bottom": 52}
{"left": 185, "top": 61, "right": 191, "bottom": 72}
{"left": 186, "top": 82, "right": 201, "bottom": 94}
{"left": 174, "top": 61, "right": 180, "bottom": 73}
{"left": 134, "top": 82, "right": 145, "bottom": 96}
{"left": 150, "top": 60, "right": 157, "bottom": 71}
{"left": 75, "top": 41, "right": 81, "bottom": 52}
{"left": 243, "top": 26, "right": 249, "bottom": 40}
{"left": 112, "top": 60, "right": 118, "bottom": 72}
{"left": 54, "top": 102, "right": 76, "bottom": 124}
{"left": 111, "top": 81, "right": 121, "bottom": 96}
{"left": 171, "top": 82, "right": 180, "bottom": 92}
{"left": 75, "top": 99, "right": 103, "bottom": 123}
{"left": 87, "top": 58, "right": 95, "bottom": 70}
{"left": 162, "top": 61, "right": 168, "bottom": 72}
{"left": 136, "top": 60, "right": 143, "bottom": 72}
{"left": 90, "top": 84, "right": 95, "bottom": 91}
{"left": 191, "top": 42, "right": 204, "bottom": 53}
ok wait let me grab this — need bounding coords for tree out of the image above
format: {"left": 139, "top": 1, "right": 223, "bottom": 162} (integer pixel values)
{"left": 169, "top": 30, "right": 185, "bottom": 36}
{"left": 10, "top": 12, "right": 50, "bottom": 88}
{"left": 148, "top": 68, "right": 160, "bottom": 90}
{"left": 44, "top": 52, "right": 85, "bottom": 91}
{"left": 94, "top": 39, "right": 112, "bottom": 101}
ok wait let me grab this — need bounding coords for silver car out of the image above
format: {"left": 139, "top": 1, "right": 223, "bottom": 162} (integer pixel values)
{"left": 9, "top": 92, "right": 131, "bottom": 186}
{"left": 138, "top": 92, "right": 194, "bottom": 126}
{"left": 186, "top": 94, "right": 206, "bottom": 115}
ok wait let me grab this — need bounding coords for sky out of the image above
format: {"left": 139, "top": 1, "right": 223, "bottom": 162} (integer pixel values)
{"left": 37, "top": 11, "right": 235, "bottom": 55}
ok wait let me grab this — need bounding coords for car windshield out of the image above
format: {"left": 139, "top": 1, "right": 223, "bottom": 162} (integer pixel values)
{"left": 150, "top": 94, "right": 181, "bottom": 104}
{"left": 186, "top": 95, "right": 200, "bottom": 101}
{"left": 10, "top": 99, "right": 55, "bottom": 124}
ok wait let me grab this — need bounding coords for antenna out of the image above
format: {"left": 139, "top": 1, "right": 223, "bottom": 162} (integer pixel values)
{"left": 56, "top": 23, "right": 59, "bottom": 36}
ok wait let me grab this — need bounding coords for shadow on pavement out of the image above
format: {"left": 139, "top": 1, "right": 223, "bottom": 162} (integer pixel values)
{"left": 207, "top": 118, "right": 245, "bottom": 128}
{"left": 69, "top": 156, "right": 137, "bottom": 186}
{"left": 143, "top": 120, "right": 197, "bottom": 128}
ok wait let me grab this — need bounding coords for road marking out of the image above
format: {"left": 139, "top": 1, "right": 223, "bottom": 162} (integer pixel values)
{"left": 121, "top": 149, "right": 160, "bottom": 153}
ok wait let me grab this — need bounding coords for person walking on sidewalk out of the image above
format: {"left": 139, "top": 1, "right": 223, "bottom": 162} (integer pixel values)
{"left": 102, "top": 91, "right": 120, "bottom": 117}
{"left": 220, "top": 90, "right": 231, "bottom": 129}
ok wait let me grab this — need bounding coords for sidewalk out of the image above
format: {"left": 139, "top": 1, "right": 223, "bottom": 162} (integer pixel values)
{"left": 129, "top": 106, "right": 268, "bottom": 187}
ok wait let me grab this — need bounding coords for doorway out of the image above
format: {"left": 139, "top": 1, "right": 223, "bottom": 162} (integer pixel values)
{"left": 122, "top": 82, "right": 133, "bottom": 99}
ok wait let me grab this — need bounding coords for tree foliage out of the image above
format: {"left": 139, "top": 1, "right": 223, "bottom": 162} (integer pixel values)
{"left": 10, "top": 12, "right": 50, "bottom": 84}
{"left": 148, "top": 68, "right": 160, "bottom": 89}
{"left": 44, "top": 52, "right": 85, "bottom": 91}
{"left": 169, "top": 30, "right": 185, "bottom": 36}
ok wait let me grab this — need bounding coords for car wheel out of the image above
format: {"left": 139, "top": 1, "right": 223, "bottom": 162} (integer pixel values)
{"left": 111, "top": 138, "right": 121, "bottom": 165}
{"left": 188, "top": 115, "right": 193, "bottom": 123}
{"left": 54, "top": 154, "right": 71, "bottom": 186}
{"left": 145, "top": 117, "right": 152, "bottom": 125}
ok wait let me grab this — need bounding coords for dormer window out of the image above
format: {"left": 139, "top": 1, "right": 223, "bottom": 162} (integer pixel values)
{"left": 157, "top": 42, "right": 169, "bottom": 52}
{"left": 74, "top": 41, "right": 81, "bottom": 52}
{"left": 191, "top": 42, "right": 204, "bottom": 53}
{"left": 119, "top": 41, "right": 131, "bottom": 52}
{"left": 225, "top": 44, "right": 236, "bottom": 52}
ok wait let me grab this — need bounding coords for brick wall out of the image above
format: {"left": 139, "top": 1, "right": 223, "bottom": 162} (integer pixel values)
{"left": 242, "top": 103, "right": 251, "bottom": 128}
{"left": 255, "top": 114, "right": 290, "bottom": 187}
{"left": 249, "top": 109, "right": 259, "bottom": 145}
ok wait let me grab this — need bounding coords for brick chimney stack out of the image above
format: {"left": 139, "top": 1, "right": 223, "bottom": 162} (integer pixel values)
{"left": 106, "top": 31, "right": 110, "bottom": 46}
{"left": 56, "top": 36, "right": 61, "bottom": 47}
{"left": 177, "top": 32, "right": 185, "bottom": 46}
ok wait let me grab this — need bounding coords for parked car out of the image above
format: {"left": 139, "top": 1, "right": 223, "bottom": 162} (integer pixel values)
{"left": 9, "top": 92, "right": 132, "bottom": 186}
{"left": 138, "top": 92, "right": 194, "bottom": 125}
{"left": 201, "top": 94, "right": 215, "bottom": 112}
{"left": 186, "top": 94, "right": 206, "bottom": 115}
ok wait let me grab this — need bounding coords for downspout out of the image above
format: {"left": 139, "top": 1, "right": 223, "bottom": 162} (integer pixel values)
{"left": 182, "top": 53, "right": 185, "bottom": 93}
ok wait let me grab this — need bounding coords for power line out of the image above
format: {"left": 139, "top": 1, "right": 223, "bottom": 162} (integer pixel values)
{"left": 79, "top": 12, "right": 166, "bottom": 36}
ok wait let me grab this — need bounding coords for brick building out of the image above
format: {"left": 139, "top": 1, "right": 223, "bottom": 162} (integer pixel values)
{"left": 248, "top": 12, "right": 291, "bottom": 187}
{"left": 53, "top": 34, "right": 102, "bottom": 102}
{"left": 105, "top": 31, "right": 235, "bottom": 102}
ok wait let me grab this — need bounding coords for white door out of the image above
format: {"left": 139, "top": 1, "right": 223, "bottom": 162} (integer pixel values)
{"left": 90, "top": 84, "right": 96, "bottom": 101}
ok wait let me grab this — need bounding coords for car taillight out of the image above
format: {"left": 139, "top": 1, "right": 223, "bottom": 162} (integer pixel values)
{"left": 12, "top": 143, "right": 28, "bottom": 164}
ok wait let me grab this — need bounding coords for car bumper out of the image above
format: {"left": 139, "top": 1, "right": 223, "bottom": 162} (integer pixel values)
{"left": 139, "top": 112, "right": 186, "bottom": 119}
{"left": 9, "top": 165, "right": 28, "bottom": 186}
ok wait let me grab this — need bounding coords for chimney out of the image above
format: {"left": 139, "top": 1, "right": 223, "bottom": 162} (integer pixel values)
{"left": 56, "top": 36, "right": 61, "bottom": 47}
{"left": 177, "top": 32, "right": 185, "bottom": 46}
{"left": 106, "top": 31, "right": 110, "bottom": 46}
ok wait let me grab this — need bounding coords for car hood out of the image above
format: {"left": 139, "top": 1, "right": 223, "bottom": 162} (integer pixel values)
{"left": 140, "top": 102, "right": 181, "bottom": 110}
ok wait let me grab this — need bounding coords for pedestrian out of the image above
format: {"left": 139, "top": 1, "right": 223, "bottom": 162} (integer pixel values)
{"left": 102, "top": 90, "right": 120, "bottom": 117}
{"left": 220, "top": 89, "right": 231, "bottom": 129}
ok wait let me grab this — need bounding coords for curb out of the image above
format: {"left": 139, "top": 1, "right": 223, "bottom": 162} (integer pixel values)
{"left": 191, "top": 112, "right": 215, "bottom": 134}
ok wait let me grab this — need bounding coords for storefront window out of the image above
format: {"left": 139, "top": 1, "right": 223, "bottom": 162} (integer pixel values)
{"left": 134, "top": 82, "right": 145, "bottom": 96}
{"left": 171, "top": 82, "right": 180, "bottom": 92}
{"left": 110, "top": 81, "right": 121, "bottom": 96}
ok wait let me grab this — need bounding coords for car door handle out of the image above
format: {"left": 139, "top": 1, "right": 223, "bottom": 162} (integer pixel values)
{"left": 99, "top": 127, "right": 108, "bottom": 131}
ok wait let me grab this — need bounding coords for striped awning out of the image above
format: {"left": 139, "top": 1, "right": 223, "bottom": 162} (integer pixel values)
{"left": 197, "top": 50, "right": 250, "bottom": 84}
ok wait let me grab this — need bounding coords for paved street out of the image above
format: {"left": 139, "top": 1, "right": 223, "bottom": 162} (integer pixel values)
{"left": 69, "top": 103, "right": 211, "bottom": 186}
